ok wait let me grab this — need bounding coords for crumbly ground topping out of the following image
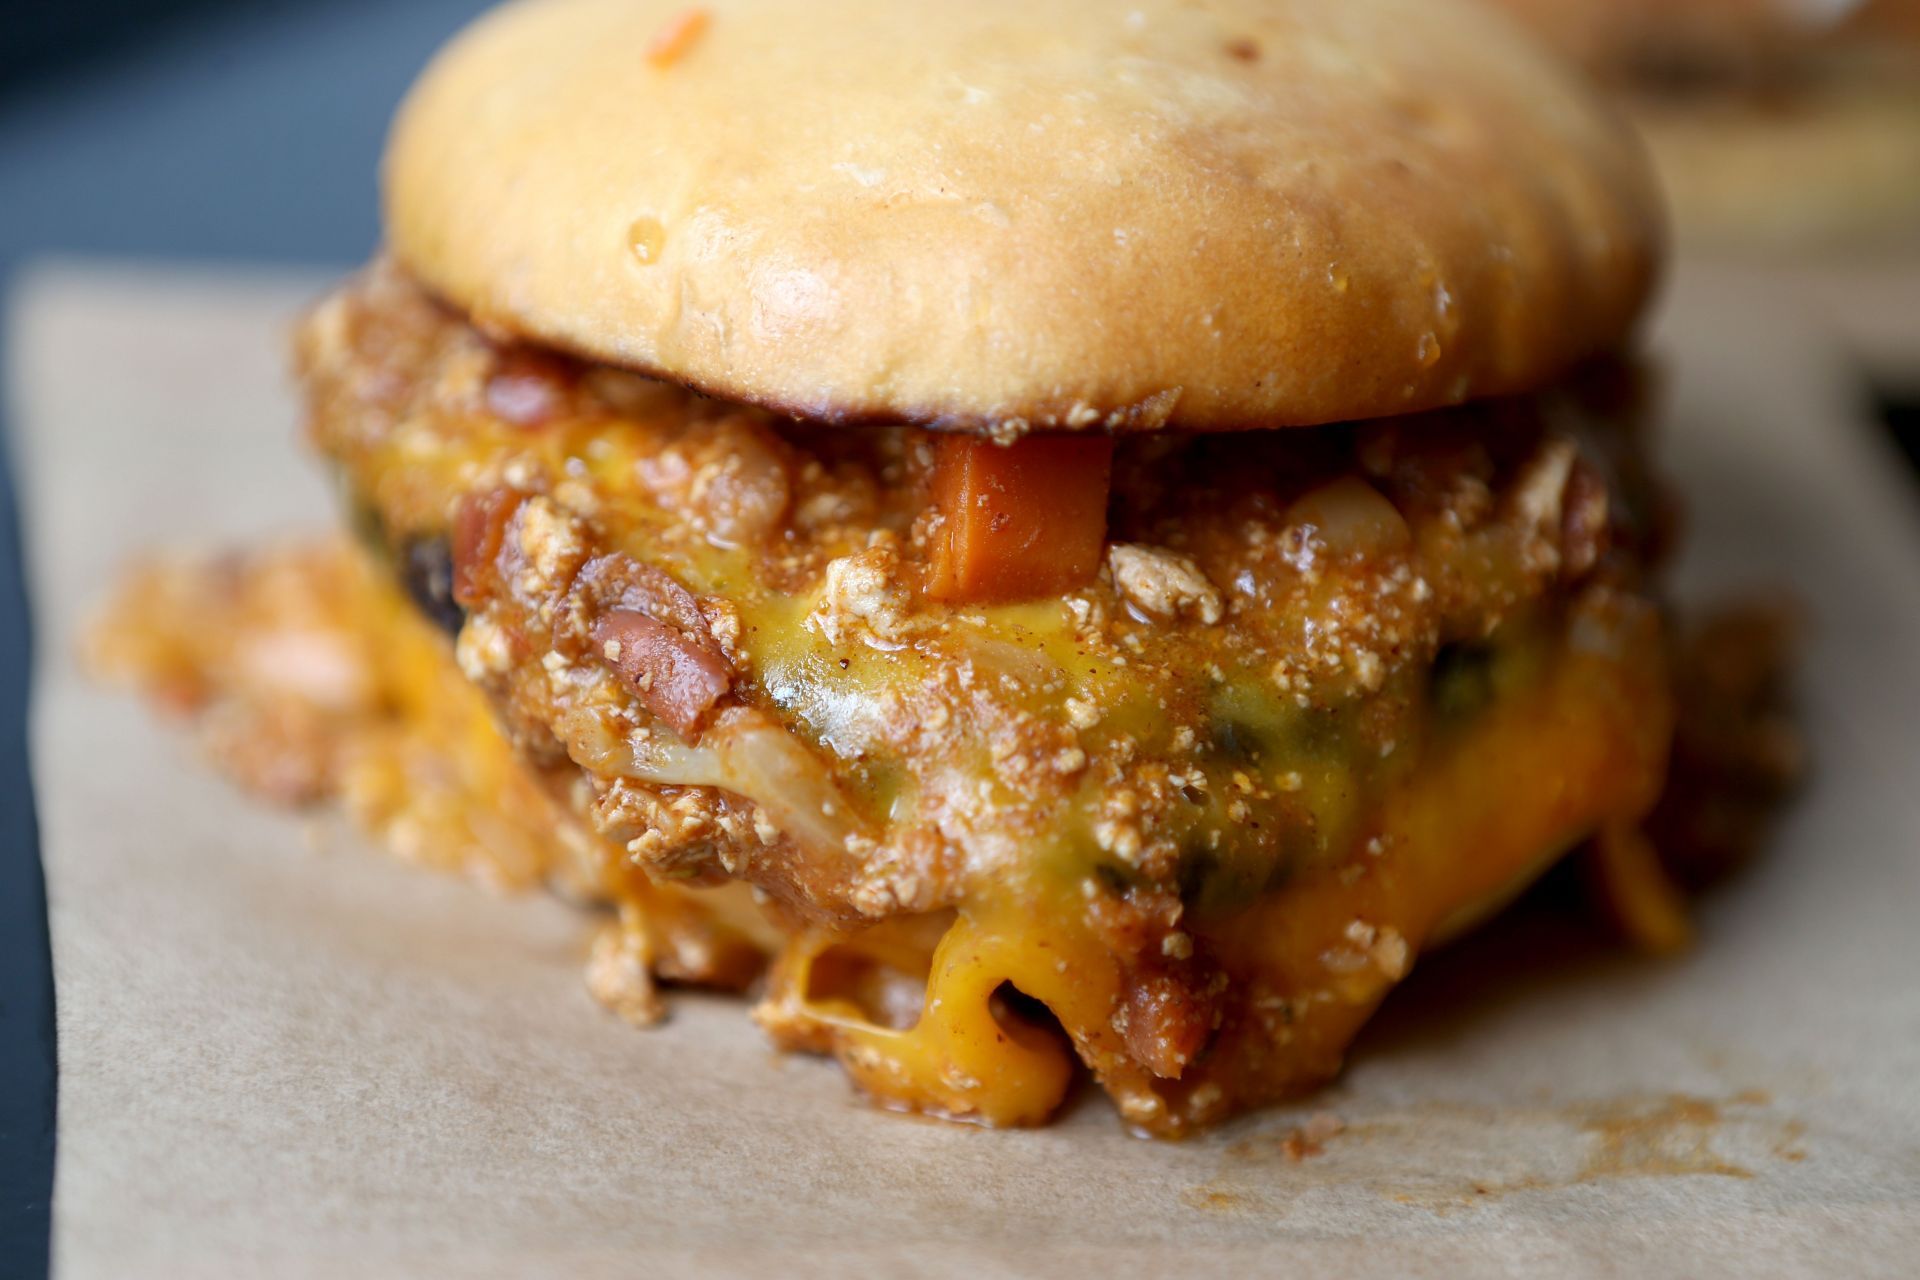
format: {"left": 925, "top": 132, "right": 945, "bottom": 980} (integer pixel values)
{"left": 269, "top": 259, "right": 1691, "bottom": 1131}
{"left": 300, "top": 262, "right": 1666, "bottom": 926}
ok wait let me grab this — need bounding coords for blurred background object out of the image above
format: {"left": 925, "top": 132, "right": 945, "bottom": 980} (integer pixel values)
{"left": 1489, "top": 0, "right": 1920, "bottom": 252}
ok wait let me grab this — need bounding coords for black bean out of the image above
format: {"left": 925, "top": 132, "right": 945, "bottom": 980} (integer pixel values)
{"left": 399, "top": 535, "right": 464, "bottom": 636}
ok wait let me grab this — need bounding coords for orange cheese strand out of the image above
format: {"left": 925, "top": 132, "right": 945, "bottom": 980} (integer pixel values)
{"left": 1583, "top": 822, "right": 1694, "bottom": 955}
{"left": 771, "top": 913, "right": 1083, "bottom": 1127}
{"left": 925, "top": 432, "right": 1114, "bottom": 603}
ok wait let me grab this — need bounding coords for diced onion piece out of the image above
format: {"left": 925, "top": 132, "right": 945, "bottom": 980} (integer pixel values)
{"left": 708, "top": 709, "right": 862, "bottom": 856}
{"left": 620, "top": 708, "right": 863, "bottom": 858}
{"left": 925, "top": 433, "right": 1113, "bottom": 603}
{"left": 1285, "top": 476, "right": 1411, "bottom": 558}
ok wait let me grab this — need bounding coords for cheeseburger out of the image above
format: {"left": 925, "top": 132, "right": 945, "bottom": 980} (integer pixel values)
{"left": 96, "top": 0, "right": 1703, "bottom": 1135}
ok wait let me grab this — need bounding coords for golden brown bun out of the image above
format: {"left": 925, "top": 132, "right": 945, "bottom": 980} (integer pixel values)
{"left": 385, "top": 0, "right": 1662, "bottom": 432}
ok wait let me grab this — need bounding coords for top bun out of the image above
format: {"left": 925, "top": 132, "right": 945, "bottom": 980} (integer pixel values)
{"left": 385, "top": 0, "right": 1662, "bottom": 433}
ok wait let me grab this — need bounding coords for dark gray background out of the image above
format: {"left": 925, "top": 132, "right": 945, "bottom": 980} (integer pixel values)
{"left": 0, "top": 4, "right": 491, "bottom": 1272}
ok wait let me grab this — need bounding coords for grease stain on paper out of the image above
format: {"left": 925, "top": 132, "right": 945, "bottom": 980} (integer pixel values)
{"left": 1182, "top": 1090, "right": 1807, "bottom": 1216}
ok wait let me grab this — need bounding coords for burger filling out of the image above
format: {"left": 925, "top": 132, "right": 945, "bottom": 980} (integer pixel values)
{"left": 97, "top": 259, "right": 1682, "bottom": 1134}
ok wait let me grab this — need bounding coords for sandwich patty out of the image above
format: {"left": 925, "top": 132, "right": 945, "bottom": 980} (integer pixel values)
{"left": 262, "top": 260, "right": 1683, "bottom": 1131}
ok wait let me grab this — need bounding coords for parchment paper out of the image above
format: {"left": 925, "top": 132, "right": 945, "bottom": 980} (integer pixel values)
{"left": 11, "top": 260, "right": 1920, "bottom": 1278}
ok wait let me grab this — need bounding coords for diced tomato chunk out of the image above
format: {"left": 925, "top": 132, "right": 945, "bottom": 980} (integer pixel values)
{"left": 925, "top": 433, "right": 1114, "bottom": 603}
